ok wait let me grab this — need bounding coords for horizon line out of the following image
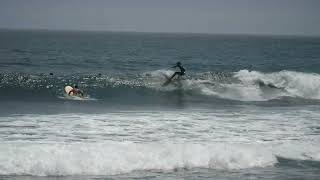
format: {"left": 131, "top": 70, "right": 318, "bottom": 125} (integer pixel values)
{"left": 1, "top": 27, "right": 319, "bottom": 38}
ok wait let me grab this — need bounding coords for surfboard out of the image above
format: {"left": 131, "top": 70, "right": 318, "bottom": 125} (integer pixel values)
{"left": 162, "top": 73, "right": 172, "bottom": 86}
{"left": 162, "top": 79, "right": 172, "bottom": 86}
{"left": 64, "top": 86, "right": 74, "bottom": 96}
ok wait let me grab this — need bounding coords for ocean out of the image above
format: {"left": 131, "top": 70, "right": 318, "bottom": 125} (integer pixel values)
{"left": 0, "top": 29, "right": 320, "bottom": 180}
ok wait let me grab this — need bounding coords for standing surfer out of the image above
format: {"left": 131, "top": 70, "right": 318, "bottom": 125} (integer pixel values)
{"left": 169, "top": 62, "right": 185, "bottom": 81}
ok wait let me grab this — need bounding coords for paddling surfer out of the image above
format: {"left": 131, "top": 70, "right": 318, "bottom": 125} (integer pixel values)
{"left": 68, "top": 85, "right": 84, "bottom": 96}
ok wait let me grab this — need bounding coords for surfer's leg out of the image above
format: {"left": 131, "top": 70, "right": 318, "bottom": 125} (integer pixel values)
{"left": 170, "top": 72, "right": 178, "bottom": 80}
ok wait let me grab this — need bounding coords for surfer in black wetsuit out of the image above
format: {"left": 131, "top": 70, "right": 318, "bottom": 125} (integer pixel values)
{"left": 69, "top": 85, "right": 84, "bottom": 96}
{"left": 169, "top": 62, "right": 185, "bottom": 81}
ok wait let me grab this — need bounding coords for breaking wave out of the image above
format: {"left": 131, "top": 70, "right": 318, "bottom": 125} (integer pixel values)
{"left": 0, "top": 142, "right": 276, "bottom": 176}
{"left": 1, "top": 69, "right": 320, "bottom": 102}
{"left": 1, "top": 142, "right": 319, "bottom": 176}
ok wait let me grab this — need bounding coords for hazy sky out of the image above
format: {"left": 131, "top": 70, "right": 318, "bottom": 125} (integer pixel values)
{"left": 0, "top": 0, "right": 320, "bottom": 35}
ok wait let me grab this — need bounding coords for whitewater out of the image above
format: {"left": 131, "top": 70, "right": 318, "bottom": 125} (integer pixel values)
{"left": 1, "top": 109, "right": 319, "bottom": 176}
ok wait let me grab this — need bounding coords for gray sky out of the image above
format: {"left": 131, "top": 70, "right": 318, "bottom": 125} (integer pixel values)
{"left": 0, "top": 0, "right": 320, "bottom": 35}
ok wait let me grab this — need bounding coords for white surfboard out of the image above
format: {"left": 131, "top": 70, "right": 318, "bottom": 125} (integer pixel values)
{"left": 64, "top": 85, "right": 74, "bottom": 96}
{"left": 60, "top": 86, "right": 96, "bottom": 101}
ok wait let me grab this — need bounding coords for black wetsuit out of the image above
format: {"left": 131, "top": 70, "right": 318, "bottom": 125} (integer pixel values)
{"left": 176, "top": 64, "right": 185, "bottom": 75}
{"left": 170, "top": 64, "right": 185, "bottom": 80}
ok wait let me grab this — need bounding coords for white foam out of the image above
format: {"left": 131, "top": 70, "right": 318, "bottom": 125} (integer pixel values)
{"left": 1, "top": 109, "right": 318, "bottom": 144}
{"left": 58, "top": 94, "right": 97, "bottom": 101}
{"left": 273, "top": 142, "right": 320, "bottom": 161}
{"left": 143, "top": 69, "right": 174, "bottom": 79}
{"left": 0, "top": 142, "right": 277, "bottom": 176}
{"left": 234, "top": 70, "right": 320, "bottom": 100}
{"left": 1, "top": 109, "right": 318, "bottom": 176}
{"left": 170, "top": 70, "right": 320, "bottom": 101}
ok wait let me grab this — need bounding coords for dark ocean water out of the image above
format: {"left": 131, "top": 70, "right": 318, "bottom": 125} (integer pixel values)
{"left": 0, "top": 29, "right": 320, "bottom": 179}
